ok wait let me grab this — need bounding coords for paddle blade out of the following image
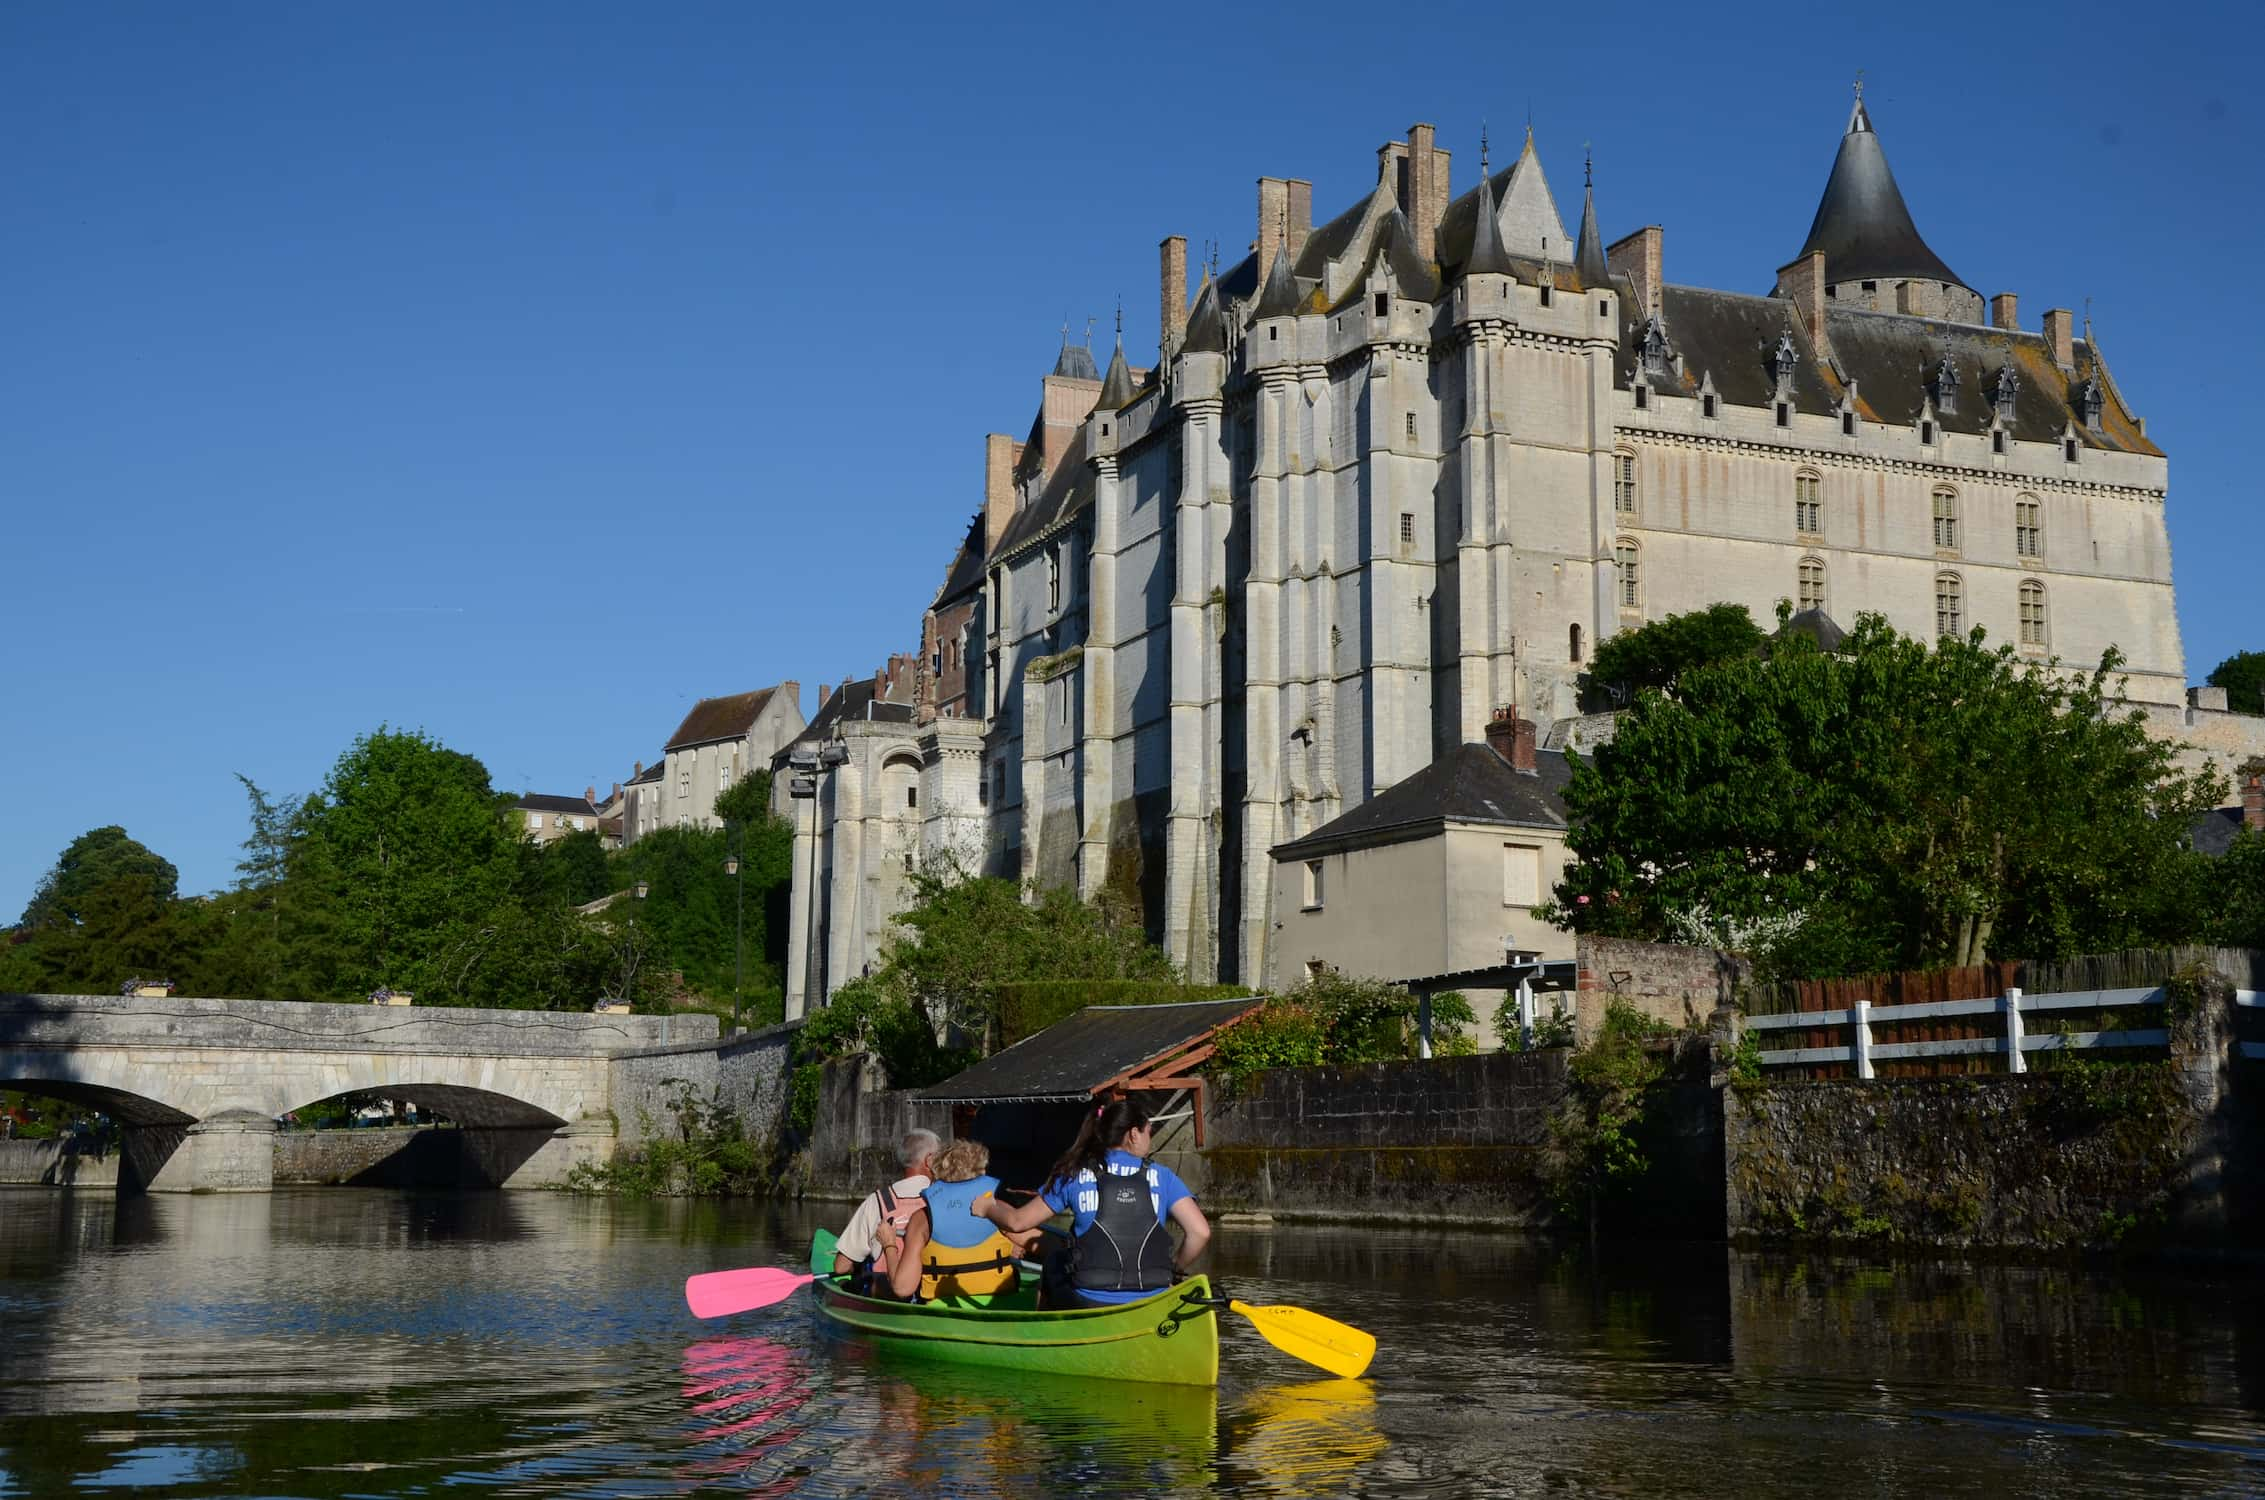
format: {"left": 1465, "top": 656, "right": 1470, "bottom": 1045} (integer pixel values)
{"left": 684, "top": 1266, "right": 816, "bottom": 1320}
{"left": 1226, "top": 1299, "right": 1377, "bottom": 1379}
{"left": 809, "top": 1228, "right": 839, "bottom": 1277}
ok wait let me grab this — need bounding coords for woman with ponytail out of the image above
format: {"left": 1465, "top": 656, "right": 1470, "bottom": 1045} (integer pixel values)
{"left": 985, "top": 1096, "right": 1210, "bottom": 1308}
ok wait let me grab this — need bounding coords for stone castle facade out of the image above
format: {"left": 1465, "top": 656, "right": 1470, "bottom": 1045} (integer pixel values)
{"left": 781, "top": 97, "right": 2192, "bottom": 1015}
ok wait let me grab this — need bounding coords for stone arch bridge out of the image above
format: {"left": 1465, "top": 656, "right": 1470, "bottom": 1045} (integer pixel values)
{"left": 0, "top": 993, "right": 731, "bottom": 1192}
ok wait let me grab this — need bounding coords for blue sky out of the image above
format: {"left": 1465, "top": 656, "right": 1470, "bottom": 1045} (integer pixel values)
{"left": 3, "top": 1, "right": 2256, "bottom": 915}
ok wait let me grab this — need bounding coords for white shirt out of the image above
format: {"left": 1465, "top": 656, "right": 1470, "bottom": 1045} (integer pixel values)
{"left": 835, "top": 1174, "right": 930, "bottom": 1263}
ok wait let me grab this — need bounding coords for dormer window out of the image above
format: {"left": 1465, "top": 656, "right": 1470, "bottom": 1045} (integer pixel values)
{"left": 1991, "top": 430, "right": 2006, "bottom": 455}
{"left": 1920, "top": 419, "right": 1935, "bottom": 445}
{"left": 1640, "top": 317, "right": 1673, "bottom": 378}
{"left": 1775, "top": 402, "right": 1790, "bottom": 428}
{"left": 1539, "top": 283, "right": 1554, "bottom": 308}
{"left": 2080, "top": 377, "right": 2105, "bottom": 427}
{"left": 1929, "top": 350, "right": 1960, "bottom": 415}
{"left": 1772, "top": 331, "right": 1799, "bottom": 392}
{"left": 1702, "top": 392, "right": 1718, "bottom": 419}
{"left": 1992, "top": 364, "right": 2020, "bottom": 422}
{"left": 1374, "top": 293, "right": 1389, "bottom": 317}
{"left": 1633, "top": 383, "right": 1650, "bottom": 410}
{"left": 2064, "top": 437, "right": 2079, "bottom": 463}
{"left": 1841, "top": 409, "right": 1856, "bottom": 437}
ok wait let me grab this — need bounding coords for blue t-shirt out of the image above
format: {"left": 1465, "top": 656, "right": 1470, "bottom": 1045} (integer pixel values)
{"left": 1039, "top": 1150, "right": 1192, "bottom": 1303}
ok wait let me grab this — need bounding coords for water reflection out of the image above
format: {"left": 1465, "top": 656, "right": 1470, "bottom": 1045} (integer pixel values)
{"left": 1, "top": 1188, "right": 2262, "bottom": 1497}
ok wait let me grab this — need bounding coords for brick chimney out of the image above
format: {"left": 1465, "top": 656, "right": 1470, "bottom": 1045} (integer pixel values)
{"left": 633, "top": 760, "right": 643, "bottom": 777}
{"left": 1484, "top": 705, "right": 1538, "bottom": 775}
{"left": 1258, "top": 177, "right": 1289, "bottom": 274}
{"left": 1990, "top": 292, "right": 2019, "bottom": 330}
{"left": 1159, "top": 235, "right": 1187, "bottom": 355}
{"left": 2043, "top": 308, "right": 2075, "bottom": 369}
{"left": 1775, "top": 250, "right": 1831, "bottom": 368}
{"left": 585, "top": 784, "right": 595, "bottom": 804}
{"left": 816, "top": 684, "right": 832, "bottom": 710}
{"left": 1405, "top": 123, "right": 1446, "bottom": 262}
{"left": 2245, "top": 765, "right": 2265, "bottom": 832}
{"left": 1608, "top": 226, "right": 1663, "bottom": 323}
{"left": 1286, "top": 179, "right": 1312, "bottom": 258}
{"left": 983, "top": 432, "right": 1017, "bottom": 554}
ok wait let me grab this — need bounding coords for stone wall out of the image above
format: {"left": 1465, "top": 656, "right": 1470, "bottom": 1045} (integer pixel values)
{"left": 605, "top": 1020, "right": 795, "bottom": 1154}
{"left": 0, "top": 1139, "right": 117, "bottom": 1187}
{"left": 1199, "top": 1051, "right": 1571, "bottom": 1224}
{"left": 1574, "top": 935, "right": 1750, "bottom": 1043}
{"left": 805, "top": 1054, "right": 951, "bottom": 1199}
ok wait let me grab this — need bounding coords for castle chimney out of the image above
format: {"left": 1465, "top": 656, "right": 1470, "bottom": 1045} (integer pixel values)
{"left": 585, "top": 784, "right": 595, "bottom": 804}
{"left": 816, "top": 683, "right": 832, "bottom": 710}
{"left": 1258, "top": 177, "right": 1289, "bottom": 274}
{"left": 2043, "top": 308, "right": 2075, "bottom": 369}
{"left": 1990, "top": 292, "right": 2019, "bottom": 331}
{"left": 1159, "top": 236, "right": 1187, "bottom": 355}
{"left": 1378, "top": 139, "right": 1410, "bottom": 204}
{"left": 1607, "top": 225, "right": 1663, "bottom": 323}
{"left": 1286, "top": 179, "right": 1312, "bottom": 257}
{"left": 1405, "top": 123, "right": 1445, "bottom": 262}
{"left": 1775, "top": 249, "right": 1831, "bottom": 368}
{"left": 983, "top": 432, "right": 1016, "bottom": 554}
{"left": 633, "top": 760, "right": 643, "bottom": 777}
{"left": 1484, "top": 705, "right": 1538, "bottom": 775}
{"left": 2245, "top": 766, "right": 2265, "bottom": 832}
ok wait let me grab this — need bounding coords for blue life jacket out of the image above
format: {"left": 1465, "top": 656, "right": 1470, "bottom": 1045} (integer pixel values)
{"left": 921, "top": 1174, "right": 1002, "bottom": 1249}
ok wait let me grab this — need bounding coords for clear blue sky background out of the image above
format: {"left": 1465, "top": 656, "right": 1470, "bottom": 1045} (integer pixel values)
{"left": 4, "top": 1, "right": 2256, "bottom": 916}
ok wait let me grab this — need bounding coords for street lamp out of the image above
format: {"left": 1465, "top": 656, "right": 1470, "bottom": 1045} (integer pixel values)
{"left": 724, "top": 840, "right": 744, "bottom": 1036}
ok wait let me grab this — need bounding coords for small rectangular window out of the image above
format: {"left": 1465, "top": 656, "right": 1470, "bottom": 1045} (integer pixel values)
{"left": 1302, "top": 859, "right": 1325, "bottom": 910}
{"left": 1539, "top": 284, "right": 1553, "bottom": 307}
{"left": 906, "top": 786, "right": 918, "bottom": 809}
{"left": 1702, "top": 394, "right": 1717, "bottom": 419}
{"left": 1503, "top": 844, "right": 1541, "bottom": 907}
{"left": 1399, "top": 512, "right": 1415, "bottom": 545}
{"left": 1991, "top": 430, "right": 2006, "bottom": 454}
{"left": 2065, "top": 439, "right": 2079, "bottom": 462}
{"left": 1405, "top": 411, "right": 1416, "bottom": 441}
{"left": 1597, "top": 299, "right": 1610, "bottom": 317}
{"left": 1633, "top": 386, "right": 1649, "bottom": 410}
{"left": 1841, "top": 410, "right": 1855, "bottom": 436}
{"left": 1775, "top": 402, "right": 1790, "bottom": 428}
{"left": 1921, "top": 420, "right": 1935, "bottom": 445}
{"left": 1373, "top": 293, "right": 1388, "bottom": 317}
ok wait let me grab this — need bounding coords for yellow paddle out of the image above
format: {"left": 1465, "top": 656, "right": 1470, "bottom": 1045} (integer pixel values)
{"left": 1214, "top": 1297, "right": 1376, "bottom": 1379}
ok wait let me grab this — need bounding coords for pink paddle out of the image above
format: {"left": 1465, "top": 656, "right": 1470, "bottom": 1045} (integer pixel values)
{"left": 684, "top": 1266, "right": 822, "bottom": 1320}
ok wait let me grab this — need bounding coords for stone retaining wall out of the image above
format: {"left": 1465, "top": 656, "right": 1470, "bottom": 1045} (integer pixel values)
{"left": 0, "top": 1139, "right": 117, "bottom": 1187}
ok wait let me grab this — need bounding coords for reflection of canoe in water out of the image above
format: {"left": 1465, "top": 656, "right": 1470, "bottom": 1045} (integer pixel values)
{"left": 809, "top": 1230, "right": 1220, "bottom": 1388}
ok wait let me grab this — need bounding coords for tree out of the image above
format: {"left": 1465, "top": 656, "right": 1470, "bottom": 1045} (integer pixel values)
{"left": 289, "top": 728, "right": 521, "bottom": 998}
{"left": 1551, "top": 616, "right": 2225, "bottom": 977}
{"left": 875, "top": 865, "right": 1177, "bottom": 1046}
{"left": 19, "top": 827, "right": 179, "bottom": 930}
{"left": 1581, "top": 602, "right": 1765, "bottom": 706}
{"left": 2207, "top": 651, "right": 2265, "bottom": 716}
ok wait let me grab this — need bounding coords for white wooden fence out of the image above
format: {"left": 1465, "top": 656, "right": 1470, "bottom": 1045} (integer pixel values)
{"left": 1747, "top": 985, "right": 2265, "bottom": 1078}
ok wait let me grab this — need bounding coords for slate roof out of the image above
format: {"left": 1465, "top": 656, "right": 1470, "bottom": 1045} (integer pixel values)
{"left": 917, "top": 999, "right": 1262, "bottom": 1103}
{"left": 993, "top": 452, "right": 1094, "bottom": 558}
{"left": 665, "top": 687, "right": 781, "bottom": 752}
{"left": 627, "top": 760, "right": 664, "bottom": 786}
{"left": 1272, "top": 743, "right": 1573, "bottom": 860}
{"left": 932, "top": 513, "right": 986, "bottom": 609}
{"left": 1621, "top": 283, "right": 2160, "bottom": 456}
{"left": 1775, "top": 607, "right": 1848, "bottom": 653}
{"left": 773, "top": 678, "right": 915, "bottom": 764}
{"left": 2191, "top": 807, "right": 2257, "bottom": 859}
{"left": 514, "top": 793, "right": 598, "bottom": 816}
{"left": 1096, "top": 337, "right": 1138, "bottom": 408}
{"left": 1796, "top": 99, "right": 1967, "bottom": 291}
{"left": 1051, "top": 341, "right": 1099, "bottom": 382}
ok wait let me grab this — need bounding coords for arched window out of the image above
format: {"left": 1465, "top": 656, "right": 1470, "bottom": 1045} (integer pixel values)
{"left": 1613, "top": 451, "right": 1637, "bottom": 515}
{"left": 1935, "top": 573, "right": 1964, "bottom": 639}
{"left": 2015, "top": 495, "right": 2042, "bottom": 559}
{"left": 1932, "top": 486, "right": 1959, "bottom": 551}
{"left": 1795, "top": 471, "right": 1822, "bottom": 535}
{"left": 2019, "top": 580, "right": 2049, "bottom": 647}
{"left": 1569, "top": 623, "right": 1584, "bottom": 663}
{"left": 1798, "top": 557, "right": 1827, "bottom": 614}
{"left": 1613, "top": 539, "right": 1641, "bottom": 611}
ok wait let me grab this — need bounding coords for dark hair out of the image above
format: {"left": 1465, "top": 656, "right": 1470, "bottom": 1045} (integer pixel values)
{"left": 1047, "top": 1096, "right": 1151, "bottom": 1189}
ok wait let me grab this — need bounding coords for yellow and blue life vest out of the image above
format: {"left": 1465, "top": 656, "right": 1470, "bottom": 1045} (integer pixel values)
{"left": 917, "top": 1173, "right": 1020, "bottom": 1300}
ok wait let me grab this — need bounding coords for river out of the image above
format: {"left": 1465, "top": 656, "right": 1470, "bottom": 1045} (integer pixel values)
{"left": 2, "top": 1188, "right": 2262, "bottom": 1498}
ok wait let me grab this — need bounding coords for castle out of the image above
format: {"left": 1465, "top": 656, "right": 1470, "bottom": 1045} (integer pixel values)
{"left": 775, "top": 95, "right": 2183, "bottom": 1014}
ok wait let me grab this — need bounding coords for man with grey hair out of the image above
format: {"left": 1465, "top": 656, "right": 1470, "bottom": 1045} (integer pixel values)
{"left": 831, "top": 1128, "right": 940, "bottom": 1289}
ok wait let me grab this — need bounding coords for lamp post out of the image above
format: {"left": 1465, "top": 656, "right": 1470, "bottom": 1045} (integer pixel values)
{"left": 724, "top": 834, "right": 744, "bottom": 1036}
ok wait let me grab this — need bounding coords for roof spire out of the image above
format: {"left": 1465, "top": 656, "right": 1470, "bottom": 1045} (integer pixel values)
{"left": 1464, "top": 124, "right": 1514, "bottom": 278}
{"left": 1796, "top": 93, "right": 1967, "bottom": 293}
{"left": 1051, "top": 314, "right": 1100, "bottom": 381}
{"left": 1256, "top": 203, "right": 1302, "bottom": 317}
{"left": 1097, "top": 296, "right": 1136, "bottom": 407}
{"left": 1574, "top": 144, "right": 1608, "bottom": 289}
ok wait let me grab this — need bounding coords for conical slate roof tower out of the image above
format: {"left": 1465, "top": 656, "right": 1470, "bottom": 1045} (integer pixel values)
{"left": 1796, "top": 94, "right": 1967, "bottom": 292}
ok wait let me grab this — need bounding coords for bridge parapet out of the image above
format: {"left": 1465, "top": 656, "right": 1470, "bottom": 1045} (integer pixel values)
{"left": 0, "top": 993, "right": 716, "bottom": 1056}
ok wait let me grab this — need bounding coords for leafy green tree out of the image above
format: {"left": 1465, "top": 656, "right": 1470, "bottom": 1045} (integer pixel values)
{"left": 1551, "top": 617, "right": 2224, "bottom": 977}
{"left": 1210, "top": 971, "right": 1475, "bottom": 1085}
{"left": 2207, "top": 650, "right": 2265, "bottom": 715}
{"left": 1581, "top": 602, "right": 1765, "bottom": 706}
{"left": 876, "top": 866, "right": 1175, "bottom": 1046}
{"left": 289, "top": 728, "right": 521, "bottom": 998}
{"left": 2196, "top": 828, "right": 2265, "bottom": 949}
{"left": 18, "top": 827, "right": 178, "bottom": 930}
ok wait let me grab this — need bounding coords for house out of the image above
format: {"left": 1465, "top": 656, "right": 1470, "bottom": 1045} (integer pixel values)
{"left": 513, "top": 791, "right": 600, "bottom": 846}
{"left": 633, "top": 683, "right": 805, "bottom": 841}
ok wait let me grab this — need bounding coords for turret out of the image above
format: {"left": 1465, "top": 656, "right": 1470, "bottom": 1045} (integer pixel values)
{"left": 1784, "top": 85, "right": 1981, "bottom": 323}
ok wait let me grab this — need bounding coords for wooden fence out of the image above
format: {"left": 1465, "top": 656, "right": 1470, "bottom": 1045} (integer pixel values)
{"left": 1742, "top": 947, "right": 2265, "bottom": 1080}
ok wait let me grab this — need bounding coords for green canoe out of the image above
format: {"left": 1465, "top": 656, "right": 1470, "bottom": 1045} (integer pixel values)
{"left": 807, "top": 1229, "right": 1220, "bottom": 1388}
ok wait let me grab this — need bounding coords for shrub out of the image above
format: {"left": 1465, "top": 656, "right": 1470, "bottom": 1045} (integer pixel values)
{"left": 1210, "top": 973, "right": 1475, "bottom": 1086}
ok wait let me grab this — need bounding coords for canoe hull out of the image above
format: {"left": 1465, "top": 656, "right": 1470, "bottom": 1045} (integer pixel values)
{"left": 813, "top": 1277, "right": 1220, "bottom": 1388}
